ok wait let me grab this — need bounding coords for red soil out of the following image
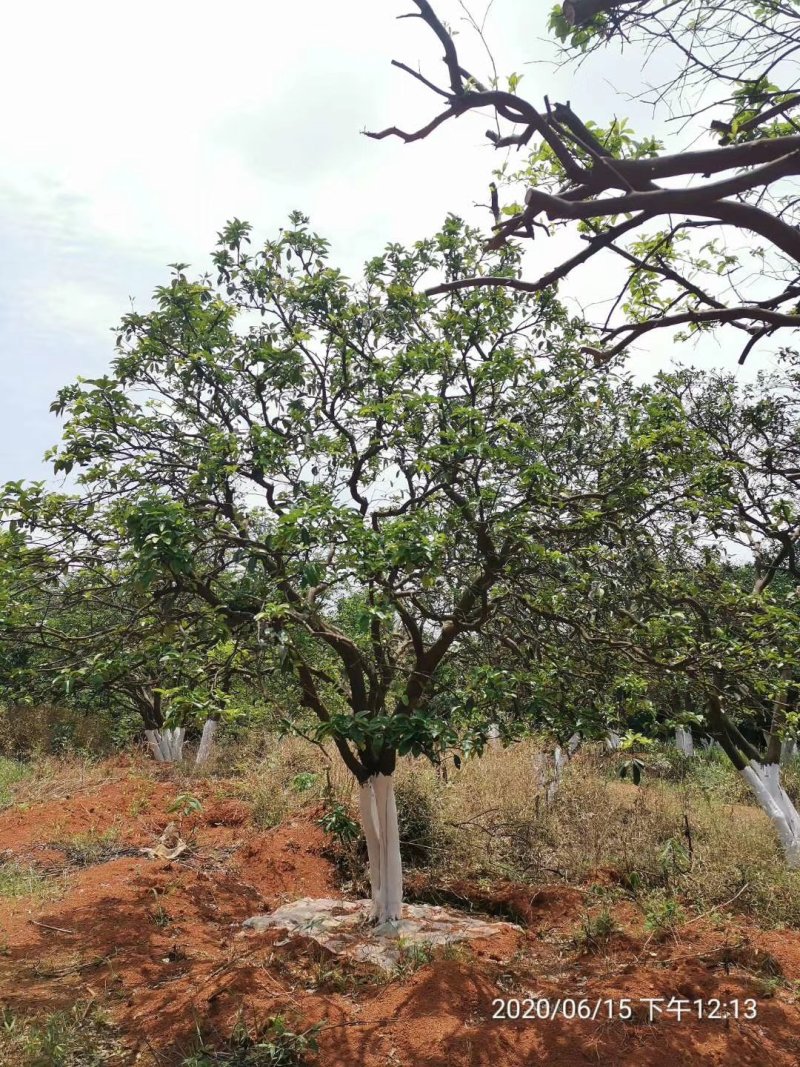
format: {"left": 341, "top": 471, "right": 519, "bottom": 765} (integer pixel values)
{"left": 1, "top": 762, "right": 800, "bottom": 1065}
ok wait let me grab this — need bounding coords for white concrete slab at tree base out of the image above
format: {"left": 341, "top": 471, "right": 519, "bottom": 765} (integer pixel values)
{"left": 242, "top": 897, "right": 519, "bottom": 970}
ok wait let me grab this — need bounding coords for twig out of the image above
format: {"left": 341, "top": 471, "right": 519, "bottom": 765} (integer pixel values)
{"left": 680, "top": 882, "right": 750, "bottom": 929}
{"left": 28, "top": 919, "right": 76, "bottom": 935}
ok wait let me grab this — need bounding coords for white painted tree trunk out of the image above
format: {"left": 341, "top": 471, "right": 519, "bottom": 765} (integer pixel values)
{"left": 781, "top": 738, "right": 798, "bottom": 766}
{"left": 144, "top": 727, "right": 185, "bottom": 763}
{"left": 195, "top": 719, "right": 219, "bottom": 766}
{"left": 357, "top": 774, "right": 403, "bottom": 924}
{"left": 546, "top": 734, "right": 581, "bottom": 805}
{"left": 700, "top": 738, "right": 724, "bottom": 754}
{"left": 675, "top": 726, "right": 694, "bottom": 757}
{"left": 486, "top": 723, "right": 501, "bottom": 749}
{"left": 145, "top": 729, "right": 164, "bottom": 762}
{"left": 357, "top": 780, "right": 383, "bottom": 920}
{"left": 741, "top": 761, "right": 800, "bottom": 867}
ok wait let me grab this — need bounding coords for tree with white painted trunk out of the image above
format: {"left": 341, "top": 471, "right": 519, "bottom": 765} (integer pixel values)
{"left": 515, "top": 538, "right": 800, "bottom": 864}
{"left": 667, "top": 368, "right": 800, "bottom": 861}
{"left": 0, "top": 533, "right": 253, "bottom": 764}
{"left": 502, "top": 365, "right": 800, "bottom": 864}
{"left": 0, "top": 216, "right": 710, "bottom": 922}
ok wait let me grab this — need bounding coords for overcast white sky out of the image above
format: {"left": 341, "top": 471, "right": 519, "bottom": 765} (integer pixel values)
{"left": 0, "top": 0, "right": 769, "bottom": 485}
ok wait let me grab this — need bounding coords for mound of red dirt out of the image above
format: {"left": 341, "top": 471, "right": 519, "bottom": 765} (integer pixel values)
{"left": 1, "top": 762, "right": 800, "bottom": 1066}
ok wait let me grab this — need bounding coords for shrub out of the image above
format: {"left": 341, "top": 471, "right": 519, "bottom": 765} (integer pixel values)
{"left": 394, "top": 767, "right": 450, "bottom": 866}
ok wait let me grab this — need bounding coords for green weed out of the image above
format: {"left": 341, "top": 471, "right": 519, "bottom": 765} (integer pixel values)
{"left": 183, "top": 1014, "right": 320, "bottom": 1066}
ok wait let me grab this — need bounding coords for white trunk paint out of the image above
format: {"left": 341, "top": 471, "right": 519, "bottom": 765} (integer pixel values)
{"left": 195, "top": 719, "right": 219, "bottom": 766}
{"left": 675, "top": 727, "right": 694, "bottom": 757}
{"left": 357, "top": 774, "right": 403, "bottom": 924}
{"left": 144, "top": 727, "right": 185, "bottom": 763}
{"left": 553, "top": 744, "right": 567, "bottom": 778}
{"left": 781, "top": 738, "right": 798, "bottom": 766}
{"left": 487, "top": 723, "right": 501, "bottom": 748}
{"left": 168, "top": 727, "right": 185, "bottom": 761}
{"left": 701, "top": 738, "right": 723, "bottom": 754}
{"left": 741, "top": 761, "right": 800, "bottom": 867}
{"left": 606, "top": 730, "right": 621, "bottom": 751}
{"left": 372, "top": 774, "right": 403, "bottom": 923}
{"left": 546, "top": 748, "right": 564, "bottom": 805}
{"left": 357, "top": 780, "right": 383, "bottom": 921}
{"left": 547, "top": 736, "right": 580, "bottom": 805}
{"left": 145, "top": 729, "right": 164, "bottom": 762}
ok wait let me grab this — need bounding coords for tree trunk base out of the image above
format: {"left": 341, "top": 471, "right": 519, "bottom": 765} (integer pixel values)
{"left": 357, "top": 773, "right": 403, "bottom": 924}
{"left": 675, "top": 726, "right": 694, "bottom": 757}
{"left": 195, "top": 719, "right": 219, "bottom": 766}
{"left": 741, "top": 761, "right": 800, "bottom": 867}
{"left": 145, "top": 727, "right": 185, "bottom": 762}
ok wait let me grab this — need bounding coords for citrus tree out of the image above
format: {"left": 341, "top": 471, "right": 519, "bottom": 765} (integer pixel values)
{"left": 3, "top": 215, "right": 701, "bottom": 921}
{"left": 503, "top": 361, "right": 800, "bottom": 864}
{"left": 0, "top": 519, "right": 259, "bottom": 763}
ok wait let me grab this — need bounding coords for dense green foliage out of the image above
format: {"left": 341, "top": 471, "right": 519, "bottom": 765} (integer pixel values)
{"left": 0, "top": 214, "right": 732, "bottom": 778}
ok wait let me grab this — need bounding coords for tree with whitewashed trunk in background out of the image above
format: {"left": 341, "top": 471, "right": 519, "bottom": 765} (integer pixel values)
{"left": 1, "top": 215, "right": 708, "bottom": 923}
{"left": 502, "top": 362, "right": 800, "bottom": 868}
{"left": 0, "top": 525, "right": 254, "bottom": 764}
{"left": 665, "top": 366, "right": 800, "bottom": 862}
{"left": 610, "top": 552, "right": 800, "bottom": 866}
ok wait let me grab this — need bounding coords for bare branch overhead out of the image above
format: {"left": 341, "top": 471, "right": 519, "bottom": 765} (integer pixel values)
{"left": 368, "top": 0, "right": 800, "bottom": 364}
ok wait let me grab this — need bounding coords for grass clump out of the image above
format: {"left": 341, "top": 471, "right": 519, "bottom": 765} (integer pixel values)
{"left": 0, "top": 1002, "right": 126, "bottom": 1065}
{"left": 394, "top": 767, "right": 451, "bottom": 866}
{"left": 642, "top": 891, "right": 685, "bottom": 938}
{"left": 0, "top": 703, "right": 122, "bottom": 760}
{"left": 0, "top": 756, "right": 29, "bottom": 810}
{"left": 55, "top": 827, "right": 122, "bottom": 867}
{"left": 229, "top": 736, "right": 326, "bottom": 830}
{"left": 576, "top": 908, "right": 617, "bottom": 952}
{"left": 0, "top": 862, "right": 52, "bottom": 901}
{"left": 183, "top": 1015, "right": 320, "bottom": 1066}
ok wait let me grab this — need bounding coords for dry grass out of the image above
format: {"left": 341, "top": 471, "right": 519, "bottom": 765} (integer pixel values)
{"left": 4, "top": 725, "right": 800, "bottom": 929}
{"left": 0, "top": 861, "right": 54, "bottom": 901}
{"left": 417, "top": 743, "right": 800, "bottom": 927}
{"left": 242, "top": 736, "right": 800, "bottom": 928}
{"left": 0, "top": 703, "right": 119, "bottom": 759}
{"left": 0, "top": 1002, "right": 128, "bottom": 1066}
{"left": 0, "top": 752, "right": 150, "bottom": 812}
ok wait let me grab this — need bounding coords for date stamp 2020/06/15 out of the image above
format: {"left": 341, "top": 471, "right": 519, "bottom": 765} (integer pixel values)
{"left": 491, "top": 997, "right": 758, "bottom": 1023}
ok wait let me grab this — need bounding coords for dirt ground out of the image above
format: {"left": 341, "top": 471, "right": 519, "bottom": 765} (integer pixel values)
{"left": 2, "top": 757, "right": 800, "bottom": 1065}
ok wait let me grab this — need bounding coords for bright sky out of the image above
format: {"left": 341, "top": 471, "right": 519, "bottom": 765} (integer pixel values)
{"left": 0, "top": 0, "right": 767, "bottom": 485}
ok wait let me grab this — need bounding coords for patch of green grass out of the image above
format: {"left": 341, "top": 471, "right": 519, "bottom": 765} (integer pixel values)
{"left": 183, "top": 1015, "right": 320, "bottom": 1066}
{"left": 642, "top": 891, "right": 685, "bottom": 938}
{"left": 55, "top": 828, "right": 121, "bottom": 867}
{"left": 753, "top": 975, "right": 784, "bottom": 998}
{"left": 395, "top": 939, "right": 436, "bottom": 973}
{"left": 0, "top": 1002, "right": 127, "bottom": 1065}
{"left": 576, "top": 908, "right": 617, "bottom": 952}
{"left": 250, "top": 786, "right": 289, "bottom": 830}
{"left": 0, "top": 861, "right": 52, "bottom": 900}
{"left": 394, "top": 938, "right": 469, "bottom": 976}
{"left": 0, "top": 756, "right": 29, "bottom": 809}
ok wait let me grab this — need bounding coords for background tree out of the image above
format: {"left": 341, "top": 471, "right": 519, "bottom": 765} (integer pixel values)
{"left": 505, "top": 371, "right": 800, "bottom": 865}
{"left": 0, "top": 517, "right": 259, "bottom": 763}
